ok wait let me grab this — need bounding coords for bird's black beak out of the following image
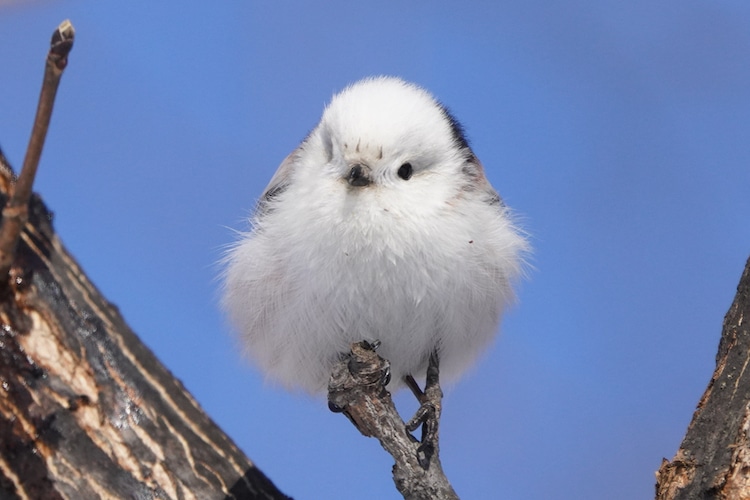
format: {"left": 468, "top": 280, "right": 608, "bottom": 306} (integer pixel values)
{"left": 347, "top": 164, "right": 372, "bottom": 187}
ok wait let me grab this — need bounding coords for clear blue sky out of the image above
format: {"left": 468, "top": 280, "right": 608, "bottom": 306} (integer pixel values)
{"left": 2, "top": 2, "right": 750, "bottom": 499}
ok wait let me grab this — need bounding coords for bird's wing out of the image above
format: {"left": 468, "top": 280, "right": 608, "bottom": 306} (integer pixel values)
{"left": 255, "top": 148, "right": 301, "bottom": 218}
{"left": 461, "top": 155, "right": 504, "bottom": 208}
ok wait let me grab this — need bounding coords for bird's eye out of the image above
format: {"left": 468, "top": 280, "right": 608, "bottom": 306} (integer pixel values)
{"left": 397, "top": 163, "right": 413, "bottom": 180}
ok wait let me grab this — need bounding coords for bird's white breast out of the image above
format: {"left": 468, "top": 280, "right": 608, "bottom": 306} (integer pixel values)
{"left": 224, "top": 168, "right": 522, "bottom": 392}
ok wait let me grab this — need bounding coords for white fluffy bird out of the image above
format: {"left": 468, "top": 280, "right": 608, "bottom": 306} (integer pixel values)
{"left": 223, "top": 76, "right": 527, "bottom": 394}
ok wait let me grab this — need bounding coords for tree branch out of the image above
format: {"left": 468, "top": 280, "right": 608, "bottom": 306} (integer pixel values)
{"left": 328, "top": 341, "right": 459, "bottom": 500}
{"left": 0, "top": 22, "right": 290, "bottom": 499}
{"left": 655, "top": 256, "right": 750, "bottom": 499}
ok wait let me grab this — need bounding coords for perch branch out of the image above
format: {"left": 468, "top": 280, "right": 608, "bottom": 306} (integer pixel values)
{"left": 328, "top": 341, "right": 459, "bottom": 500}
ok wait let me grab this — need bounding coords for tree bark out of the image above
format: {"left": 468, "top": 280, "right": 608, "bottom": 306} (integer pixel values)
{"left": 656, "top": 256, "right": 750, "bottom": 499}
{"left": 1, "top": 21, "right": 290, "bottom": 499}
{"left": 0, "top": 154, "right": 291, "bottom": 499}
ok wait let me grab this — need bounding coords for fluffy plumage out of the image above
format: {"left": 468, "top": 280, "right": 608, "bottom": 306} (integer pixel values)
{"left": 223, "top": 76, "right": 528, "bottom": 393}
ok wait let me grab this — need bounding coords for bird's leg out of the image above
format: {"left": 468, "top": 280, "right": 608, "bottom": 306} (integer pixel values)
{"left": 404, "top": 350, "right": 442, "bottom": 469}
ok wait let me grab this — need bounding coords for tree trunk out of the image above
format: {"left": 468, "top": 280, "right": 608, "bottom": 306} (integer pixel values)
{"left": 656, "top": 256, "right": 750, "bottom": 499}
{"left": 0, "top": 155, "right": 290, "bottom": 499}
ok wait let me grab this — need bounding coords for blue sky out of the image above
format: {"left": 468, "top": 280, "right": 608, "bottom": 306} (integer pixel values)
{"left": 2, "top": 2, "right": 750, "bottom": 499}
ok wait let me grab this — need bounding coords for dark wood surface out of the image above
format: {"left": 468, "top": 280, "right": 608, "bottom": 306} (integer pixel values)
{"left": 0, "top": 157, "right": 290, "bottom": 499}
{"left": 656, "top": 256, "right": 750, "bottom": 499}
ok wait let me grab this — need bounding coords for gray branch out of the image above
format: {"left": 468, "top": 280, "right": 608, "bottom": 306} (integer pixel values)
{"left": 328, "top": 341, "right": 459, "bottom": 500}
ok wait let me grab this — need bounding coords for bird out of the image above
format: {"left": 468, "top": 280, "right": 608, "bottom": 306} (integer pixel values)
{"left": 222, "top": 76, "right": 528, "bottom": 396}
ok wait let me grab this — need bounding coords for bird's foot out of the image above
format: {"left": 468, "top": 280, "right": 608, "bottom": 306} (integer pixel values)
{"left": 404, "top": 351, "right": 442, "bottom": 469}
{"left": 328, "top": 340, "right": 391, "bottom": 415}
{"left": 349, "top": 340, "right": 391, "bottom": 387}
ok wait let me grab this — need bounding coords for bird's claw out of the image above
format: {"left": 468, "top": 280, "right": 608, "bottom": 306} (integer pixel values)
{"left": 404, "top": 350, "right": 443, "bottom": 469}
{"left": 405, "top": 400, "right": 440, "bottom": 468}
{"left": 328, "top": 339, "right": 391, "bottom": 416}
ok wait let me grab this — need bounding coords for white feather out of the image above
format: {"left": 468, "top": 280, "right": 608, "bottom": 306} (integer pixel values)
{"left": 222, "top": 76, "right": 528, "bottom": 393}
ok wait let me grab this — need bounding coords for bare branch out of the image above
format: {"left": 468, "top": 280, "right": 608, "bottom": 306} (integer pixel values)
{"left": 328, "top": 341, "right": 459, "bottom": 500}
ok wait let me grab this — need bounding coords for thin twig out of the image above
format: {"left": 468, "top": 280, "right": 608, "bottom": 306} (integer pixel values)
{"left": 0, "top": 20, "right": 75, "bottom": 282}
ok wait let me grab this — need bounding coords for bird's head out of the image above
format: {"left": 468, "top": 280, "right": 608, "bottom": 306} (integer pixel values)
{"left": 305, "top": 77, "right": 479, "bottom": 201}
